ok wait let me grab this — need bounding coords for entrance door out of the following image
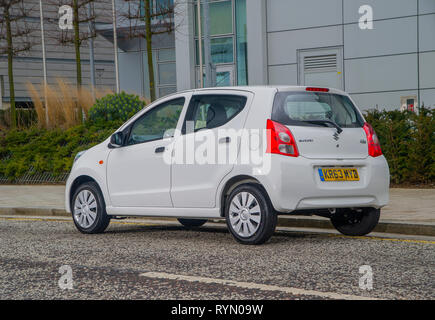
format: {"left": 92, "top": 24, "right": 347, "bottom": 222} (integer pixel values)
{"left": 215, "top": 65, "right": 234, "bottom": 87}
{"left": 196, "top": 65, "right": 235, "bottom": 87}
{"left": 298, "top": 47, "right": 344, "bottom": 90}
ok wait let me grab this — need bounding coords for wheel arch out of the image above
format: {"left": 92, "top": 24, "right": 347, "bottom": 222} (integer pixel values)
{"left": 219, "top": 175, "right": 272, "bottom": 217}
{"left": 69, "top": 175, "right": 103, "bottom": 210}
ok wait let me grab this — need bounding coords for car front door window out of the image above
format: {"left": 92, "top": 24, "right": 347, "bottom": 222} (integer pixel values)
{"left": 128, "top": 98, "right": 185, "bottom": 146}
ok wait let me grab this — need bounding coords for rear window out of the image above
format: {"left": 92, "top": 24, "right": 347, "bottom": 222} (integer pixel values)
{"left": 272, "top": 92, "right": 364, "bottom": 128}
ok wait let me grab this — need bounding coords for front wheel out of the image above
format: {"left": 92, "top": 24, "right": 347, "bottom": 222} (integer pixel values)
{"left": 71, "top": 182, "right": 111, "bottom": 234}
{"left": 330, "top": 208, "right": 380, "bottom": 236}
{"left": 225, "top": 184, "right": 277, "bottom": 245}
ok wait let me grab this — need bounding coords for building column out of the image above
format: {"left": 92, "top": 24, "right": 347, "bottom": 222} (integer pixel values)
{"left": 246, "top": 0, "right": 268, "bottom": 85}
{"left": 174, "top": 0, "right": 196, "bottom": 90}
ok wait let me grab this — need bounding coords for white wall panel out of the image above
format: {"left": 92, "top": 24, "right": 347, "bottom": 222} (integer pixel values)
{"left": 344, "top": 0, "right": 417, "bottom": 23}
{"left": 345, "top": 54, "right": 418, "bottom": 93}
{"left": 420, "top": 89, "right": 435, "bottom": 108}
{"left": 351, "top": 90, "right": 419, "bottom": 111}
{"left": 419, "top": 14, "right": 435, "bottom": 52}
{"left": 419, "top": 0, "right": 435, "bottom": 14}
{"left": 420, "top": 52, "right": 435, "bottom": 89}
{"left": 268, "top": 26, "right": 342, "bottom": 65}
{"left": 344, "top": 17, "right": 417, "bottom": 59}
{"left": 267, "top": 0, "right": 342, "bottom": 32}
{"left": 268, "top": 64, "right": 298, "bottom": 85}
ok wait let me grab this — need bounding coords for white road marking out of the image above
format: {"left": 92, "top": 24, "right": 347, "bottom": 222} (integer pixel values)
{"left": 140, "top": 272, "right": 378, "bottom": 300}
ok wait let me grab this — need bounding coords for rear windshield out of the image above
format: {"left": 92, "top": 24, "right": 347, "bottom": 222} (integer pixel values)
{"left": 272, "top": 92, "right": 364, "bottom": 128}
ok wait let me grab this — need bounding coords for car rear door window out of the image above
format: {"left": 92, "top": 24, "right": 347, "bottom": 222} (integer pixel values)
{"left": 183, "top": 95, "right": 247, "bottom": 133}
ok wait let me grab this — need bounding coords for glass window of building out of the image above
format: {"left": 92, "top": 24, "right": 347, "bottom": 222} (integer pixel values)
{"left": 194, "top": 0, "right": 247, "bottom": 87}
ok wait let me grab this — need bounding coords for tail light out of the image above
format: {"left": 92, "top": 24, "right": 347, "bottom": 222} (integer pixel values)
{"left": 363, "top": 123, "right": 382, "bottom": 157}
{"left": 266, "top": 120, "right": 299, "bottom": 157}
{"left": 306, "top": 87, "right": 329, "bottom": 92}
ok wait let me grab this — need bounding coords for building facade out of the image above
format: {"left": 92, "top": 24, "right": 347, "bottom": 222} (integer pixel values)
{"left": 119, "top": 0, "right": 435, "bottom": 111}
{"left": 0, "top": 0, "right": 116, "bottom": 110}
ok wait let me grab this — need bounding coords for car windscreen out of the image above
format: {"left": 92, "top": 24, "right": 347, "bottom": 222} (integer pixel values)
{"left": 271, "top": 92, "right": 364, "bottom": 128}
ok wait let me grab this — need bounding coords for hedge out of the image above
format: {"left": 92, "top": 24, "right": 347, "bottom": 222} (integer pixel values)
{"left": 364, "top": 107, "right": 434, "bottom": 185}
{"left": 0, "top": 120, "right": 122, "bottom": 181}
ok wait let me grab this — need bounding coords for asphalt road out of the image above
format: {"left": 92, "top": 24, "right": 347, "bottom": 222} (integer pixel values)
{"left": 0, "top": 216, "right": 434, "bottom": 300}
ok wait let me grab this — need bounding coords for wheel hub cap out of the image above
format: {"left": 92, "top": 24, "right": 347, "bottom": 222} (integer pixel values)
{"left": 229, "top": 191, "right": 261, "bottom": 238}
{"left": 73, "top": 190, "right": 98, "bottom": 228}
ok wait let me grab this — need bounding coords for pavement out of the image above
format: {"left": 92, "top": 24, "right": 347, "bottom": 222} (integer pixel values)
{"left": 0, "top": 185, "right": 434, "bottom": 236}
{"left": 0, "top": 215, "right": 433, "bottom": 300}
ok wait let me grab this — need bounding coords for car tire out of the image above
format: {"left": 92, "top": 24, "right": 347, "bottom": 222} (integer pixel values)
{"left": 71, "top": 182, "right": 111, "bottom": 234}
{"left": 178, "top": 218, "right": 208, "bottom": 228}
{"left": 225, "top": 184, "right": 277, "bottom": 245}
{"left": 330, "top": 207, "right": 380, "bottom": 236}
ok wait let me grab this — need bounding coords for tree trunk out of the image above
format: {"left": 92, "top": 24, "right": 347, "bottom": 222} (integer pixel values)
{"left": 5, "top": 7, "right": 16, "bottom": 129}
{"left": 73, "top": 0, "right": 82, "bottom": 88}
{"left": 144, "top": 0, "right": 156, "bottom": 102}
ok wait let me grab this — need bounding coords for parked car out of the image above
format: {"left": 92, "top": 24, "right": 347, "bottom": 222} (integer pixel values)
{"left": 66, "top": 86, "right": 389, "bottom": 245}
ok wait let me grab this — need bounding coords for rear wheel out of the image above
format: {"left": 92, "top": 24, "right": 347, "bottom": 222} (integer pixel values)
{"left": 71, "top": 182, "right": 110, "bottom": 234}
{"left": 178, "top": 219, "right": 208, "bottom": 228}
{"left": 330, "top": 207, "right": 380, "bottom": 236}
{"left": 225, "top": 184, "right": 277, "bottom": 245}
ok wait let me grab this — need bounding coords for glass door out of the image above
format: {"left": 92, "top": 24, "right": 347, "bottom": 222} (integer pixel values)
{"left": 215, "top": 65, "right": 234, "bottom": 87}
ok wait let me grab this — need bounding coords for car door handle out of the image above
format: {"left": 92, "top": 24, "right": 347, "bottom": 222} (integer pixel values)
{"left": 155, "top": 147, "right": 165, "bottom": 153}
{"left": 219, "top": 137, "right": 231, "bottom": 144}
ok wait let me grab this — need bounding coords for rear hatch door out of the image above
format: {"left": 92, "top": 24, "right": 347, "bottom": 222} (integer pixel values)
{"left": 289, "top": 126, "right": 368, "bottom": 159}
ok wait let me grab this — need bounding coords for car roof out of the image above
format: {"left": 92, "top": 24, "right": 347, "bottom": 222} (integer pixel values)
{"left": 176, "top": 85, "right": 348, "bottom": 96}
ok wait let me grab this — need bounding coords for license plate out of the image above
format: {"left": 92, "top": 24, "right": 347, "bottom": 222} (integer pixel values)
{"left": 318, "top": 168, "right": 360, "bottom": 182}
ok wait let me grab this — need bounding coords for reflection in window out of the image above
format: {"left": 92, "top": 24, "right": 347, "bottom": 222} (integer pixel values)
{"left": 195, "top": 0, "right": 233, "bottom": 36}
{"left": 158, "top": 63, "right": 176, "bottom": 85}
{"left": 235, "top": 0, "right": 247, "bottom": 85}
{"left": 196, "top": 37, "right": 234, "bottom": 65}
{"left": 128, "top": 98, "right": 185, "bottom": 145}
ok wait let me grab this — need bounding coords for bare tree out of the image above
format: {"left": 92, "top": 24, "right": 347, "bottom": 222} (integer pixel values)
{"left": 120, "top": 0, "right": 176, "bottom": 102}
{"left": 48, "top": 0, "right": 98, "bottom": 88}
{"left": 0, "top": 0, "right": 34, "bottom": 128}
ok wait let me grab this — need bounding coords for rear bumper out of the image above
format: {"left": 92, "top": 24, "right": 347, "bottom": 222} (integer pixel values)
{"left": 258, "top": 155, "right": 390, "bottom": 213}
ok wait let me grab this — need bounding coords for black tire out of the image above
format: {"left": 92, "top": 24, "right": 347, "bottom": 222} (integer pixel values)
{"left": 225, "top": 184, "right": 277, "bottom": 245}
{"left": 178, "top": 218, "right": 208, "bottom": 228}
{"left": 330, "top": 207, "right": 380, "bottom": 236}
{"left": 71, "top": 181, "right": 111, "bottom": 234}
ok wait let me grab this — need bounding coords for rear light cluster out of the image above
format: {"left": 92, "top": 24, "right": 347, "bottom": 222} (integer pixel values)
{"left": 363, "top": 123, "right": 382, "bottom": 157}
{"left": 266, "top": 120, "right": 299, "bottom": 157}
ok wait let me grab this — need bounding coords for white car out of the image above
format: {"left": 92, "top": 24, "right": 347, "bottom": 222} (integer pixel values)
{"left": 66, "top": 86, "right": 389, "bottom": 245}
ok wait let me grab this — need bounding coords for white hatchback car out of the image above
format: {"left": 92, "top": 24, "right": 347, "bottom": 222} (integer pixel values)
{"left": 66, "top": 86, "right": 389, "bottom": 245}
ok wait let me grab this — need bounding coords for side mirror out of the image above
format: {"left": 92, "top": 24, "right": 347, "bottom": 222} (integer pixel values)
{"left": 109, "top": 132, "right": 124, "bottom": 148}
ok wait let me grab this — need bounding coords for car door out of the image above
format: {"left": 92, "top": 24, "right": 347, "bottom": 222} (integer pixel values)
{"left": 106, "top": 95, "right": 189, "bottom": 208}
{"left": 171, "top": 91, "right": 253, "bottom": 208}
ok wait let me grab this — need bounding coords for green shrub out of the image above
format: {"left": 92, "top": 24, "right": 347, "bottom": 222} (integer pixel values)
{"left": 0, "top": 120, "right": 122, "bottom": 182}
{"left": 88, "top": 92, "right": 145, "bottom": 123}
{"left": 365, "top": 107, "right": 434, "bottom": 185}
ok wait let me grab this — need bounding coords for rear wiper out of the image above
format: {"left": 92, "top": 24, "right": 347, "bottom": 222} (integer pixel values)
{"left": 303, "top": 120, "right": 343, "bottom": 134}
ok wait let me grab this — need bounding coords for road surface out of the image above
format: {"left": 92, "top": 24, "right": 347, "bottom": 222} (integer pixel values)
{"left": 0, "top": 216, "right": 433, "bottom": 300}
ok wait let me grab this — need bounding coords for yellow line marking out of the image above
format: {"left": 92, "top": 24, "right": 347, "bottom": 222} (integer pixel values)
{"left": 1, "top": 216, "right": 433, "bottom": 244}
{"left": 140, "top": 272, "right": 379, "bottom": 300}
{"left": 324, "top": 233, "right": 435, "bottom": 244}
